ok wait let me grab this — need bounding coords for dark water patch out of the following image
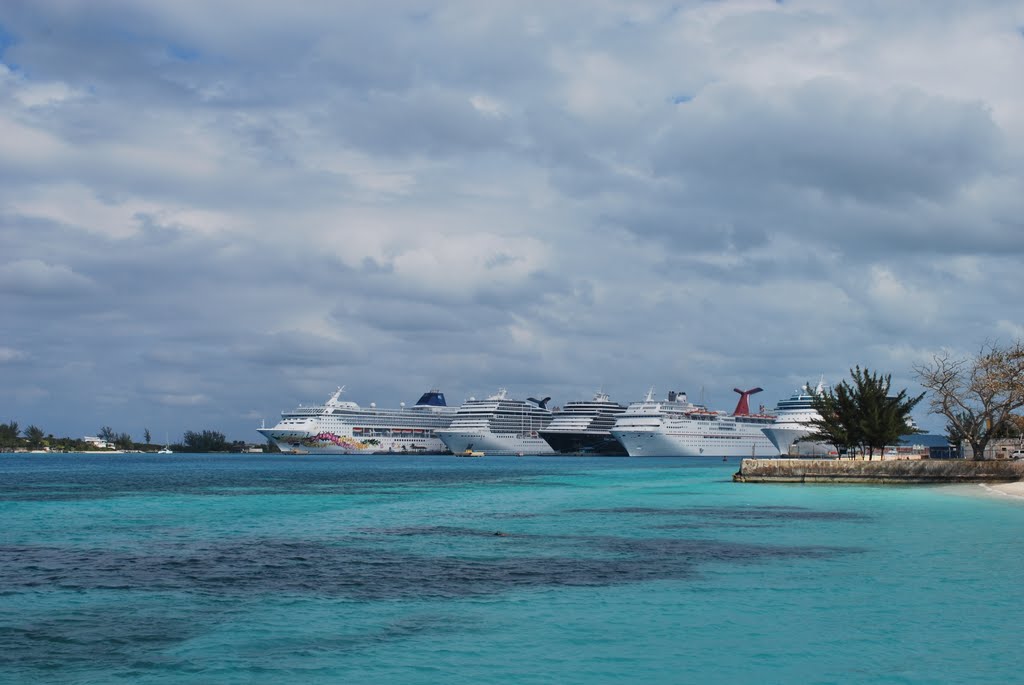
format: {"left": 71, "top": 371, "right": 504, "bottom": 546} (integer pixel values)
{"left": 568, "top": 507, "right": 678, "bottom": 514}
{"left": 650, "top": 522, "right": 773, "bottom": 530}
{"left": 0, "top": 534, "right": 855, "bottom": 601}
{"left": 567, "top": 505, "right": 871, "bottom": 522}
{"left": 355, "top": 525, "right": 523, "bottom": 538}
{"left": 0, "top": 609, "right": 202, "bottom": 673}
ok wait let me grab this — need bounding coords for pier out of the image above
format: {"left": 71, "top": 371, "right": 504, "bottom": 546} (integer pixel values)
{"left": 733, "top": 458, "right": 1024, "bottom": 484}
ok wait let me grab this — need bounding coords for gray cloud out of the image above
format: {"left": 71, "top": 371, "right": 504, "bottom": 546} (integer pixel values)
{"left": 0, "top": 346, "right": 28, "bottom": 363}
{"left": 654, "top": 80, "right": 1001, "bottom": 205}
{"left": 1, "top": 1, "right": 1023, "bottom": 439}
{"left": 0, "top": 259, "right": 97, "bottom": 296}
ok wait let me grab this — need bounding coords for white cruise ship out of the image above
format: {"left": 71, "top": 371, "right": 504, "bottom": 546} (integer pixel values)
{"left": 538, "top": 391, "right": 628, "bottom": 455}
{"left": 258, "top": 387, "right": 457, "bottom": 454}
{"left": 437, "top": 389, "right": 556, "bottom": 456}
{"left": 610, "top": 388, "right": 778, "bottom": 457}
{"left": 761, "top": 380, "right": 831, "bottom": 456}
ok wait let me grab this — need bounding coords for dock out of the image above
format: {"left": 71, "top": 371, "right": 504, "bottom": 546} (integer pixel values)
{"left": 733, "top": 458, "right": 1024, "bottom": 484}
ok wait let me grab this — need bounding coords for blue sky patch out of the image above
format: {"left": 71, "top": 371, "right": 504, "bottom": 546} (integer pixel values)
{"left": 0, "top": 23, "right": 15, "bottom": 59}
{"left": 166, "top": 43, "right": 200, "bottom": 62}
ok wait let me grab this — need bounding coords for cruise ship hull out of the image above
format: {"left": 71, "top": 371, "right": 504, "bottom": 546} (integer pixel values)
{"left": 761, "top": 427, "right": 832, "bottom": 457}
{"left": 538, "top": 431, "right": 627, "bottom": 456}
{"left": 437, "top": 431, "right": 555, "bottom": 456}
{"left": 258, "top": 429, "right": 449, "bottom": 455}
{"left": 610, "top": 429, "right": 777, "bottom": 457}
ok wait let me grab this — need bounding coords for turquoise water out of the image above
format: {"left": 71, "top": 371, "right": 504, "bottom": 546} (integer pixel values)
{"left": 2, "top": 454, "right": 1023, "bottom": 684}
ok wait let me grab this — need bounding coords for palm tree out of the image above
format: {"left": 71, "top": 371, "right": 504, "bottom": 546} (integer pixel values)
{"left": 0, "top": 421, "right": 19, "bottom": 449}
{"left": 24, "top": 425, "right": 45, "bottom": 450}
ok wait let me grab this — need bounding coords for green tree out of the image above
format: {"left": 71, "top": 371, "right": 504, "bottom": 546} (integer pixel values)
{"left": 914, "top": 341, "right": 1024, "bottom": 459}
{"left": 808, "top": 382, "right": 858, "bottom": 456}
{"left": 144, "top": 428, "right": 151, "bottom": 445}
{"left": 809, "top": 367, "right": 923, "bottom": 459}
{"left": 183, "top": 430, "right": 228, "bottom": 452}
{"left": 98, "top": 426, "right": 116, "bottom": 442}
{"left": 115, "top": 432, "right": 133, "bottom": 450}
{"left": 24, "top": 425, "right": 45, "bottom": 449}
{"left": 0, "top": 421, "right": 20, "bottom": 449}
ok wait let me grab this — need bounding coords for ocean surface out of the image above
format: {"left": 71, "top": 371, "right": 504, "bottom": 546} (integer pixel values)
{"left": 2, "top": 453, "right": 1023, "bottom": 684}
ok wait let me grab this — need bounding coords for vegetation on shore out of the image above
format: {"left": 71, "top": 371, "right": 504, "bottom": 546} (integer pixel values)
{"left": 807, "top": 366, "right": 923, "bottom": 459}
{"left": 0, "top": 421, "right": 274, "bottom": 453}
{"left": 915, "top": 340, "right": 1024, "bottom": 460}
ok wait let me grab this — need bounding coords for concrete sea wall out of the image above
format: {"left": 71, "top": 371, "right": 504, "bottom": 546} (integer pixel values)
{"left": 734, "top": 458, "right": 1024, "bottom": 484}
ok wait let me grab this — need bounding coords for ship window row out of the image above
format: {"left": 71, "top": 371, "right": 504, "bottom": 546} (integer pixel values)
{"left": 353, "top": 428, "right": 439, "bottom": 437}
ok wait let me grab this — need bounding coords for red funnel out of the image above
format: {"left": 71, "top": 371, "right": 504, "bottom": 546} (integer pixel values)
{"left": 733, "top": 387, "right": 763, "bottom": 416}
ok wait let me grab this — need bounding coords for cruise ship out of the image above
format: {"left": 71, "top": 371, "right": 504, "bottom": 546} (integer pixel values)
{"left": 761, "top": 380, "right": 831, "bottom": 456}
{"left": 610, "top": 387, "right": 778, "bottom": 457}
{"left": 258, "top": 387, "right": 457, "bottom": 454}
{"left": 538, "top": 391, "right": 628, "bottom": 455}
{"left": 437, "top": 389, "right": 556, "bottom": 455}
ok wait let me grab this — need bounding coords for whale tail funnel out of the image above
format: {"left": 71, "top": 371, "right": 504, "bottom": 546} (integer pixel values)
{"left": 732, "top": 387, "right": 763, "bottom": 416}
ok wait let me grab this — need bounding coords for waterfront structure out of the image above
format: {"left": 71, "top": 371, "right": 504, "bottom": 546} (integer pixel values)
{"left": 437, "top": 389, "right": 556, "bottom": 455}
{"left": 258, "top": 387, "right": 457, "bottom": 454}
{"left": 539, "top": 391, "right": 628, "bottom": 455}
{"left": 610, "top": 387, "right": 778, "bottom": 457}
{"left": 734, "top": 457, "right": 1024, "bottom": 483}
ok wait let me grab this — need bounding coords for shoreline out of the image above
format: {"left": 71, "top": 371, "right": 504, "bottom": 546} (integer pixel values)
{"left": 734, "top": 458, "right": 1024, "bottom": 484}
{"left": 941, "top": 480, "right": 1024, "bottom": 502}
{"left": 982, "top": 481, "right": 1024, "bottom": 498}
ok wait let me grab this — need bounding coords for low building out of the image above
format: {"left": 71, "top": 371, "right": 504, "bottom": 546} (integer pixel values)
{"left": 988, "top": 438, "right": 1024, "bottom": 460}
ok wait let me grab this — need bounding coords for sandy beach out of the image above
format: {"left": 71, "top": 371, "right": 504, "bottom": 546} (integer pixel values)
{"left": 942, "top": 480, "right": 1024, "bottom": 502}
{"left": 981, "top": 481, "right": 1024, "bottom": 499}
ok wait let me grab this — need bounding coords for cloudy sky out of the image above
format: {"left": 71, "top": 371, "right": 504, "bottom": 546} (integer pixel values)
{"left": 2, "top": 0, "right": 1023, "bottom": 441}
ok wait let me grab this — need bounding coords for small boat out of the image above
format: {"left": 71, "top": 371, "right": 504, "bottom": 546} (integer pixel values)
{"left": 458, "top": 449, "right": 485, "bottom": 458}
{"left": 157, "top": 434, "right": 173, "bottom": 454}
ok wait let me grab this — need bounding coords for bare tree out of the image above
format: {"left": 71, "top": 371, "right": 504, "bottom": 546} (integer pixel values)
{"left": 914, "top": 341, "right": 1024, "bottom": 459}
